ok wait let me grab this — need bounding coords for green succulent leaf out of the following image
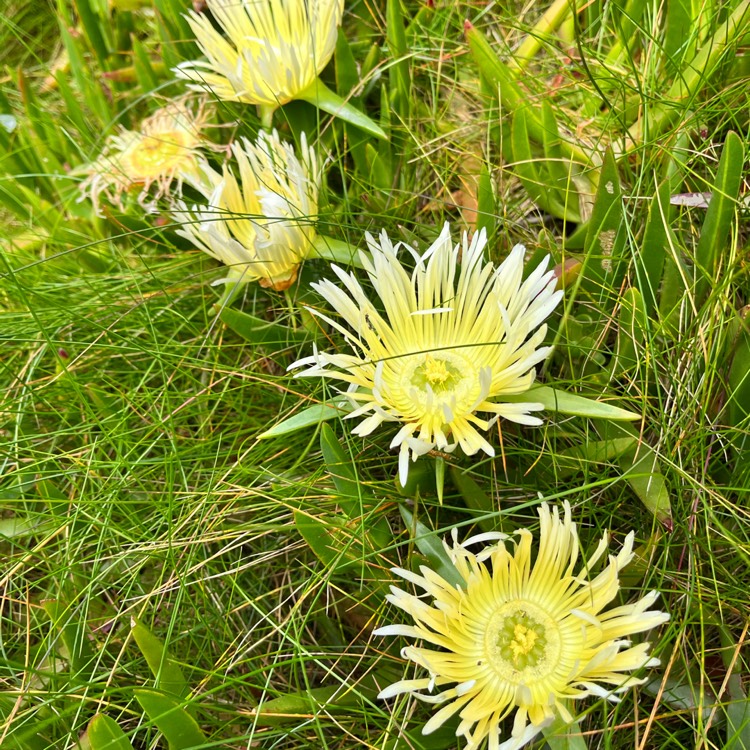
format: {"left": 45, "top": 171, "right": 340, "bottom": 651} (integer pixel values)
{"left": 258, "top": 398, "right": 354, "bottom": 439}
{"left": 297, "top": 78, "right": 387, "bottom": 140}
{"left": 85, "top": 715, "right": 136, "bottom": 750}
{"left": 501, "top": 386, "right": 641, "bottom": 421}
{"left": 133, "top": 690, "right": 205, "bottom": 750}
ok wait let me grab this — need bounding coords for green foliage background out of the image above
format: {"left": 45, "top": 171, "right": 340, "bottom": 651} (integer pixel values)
{"left": 1, "top": 0, "right": 749, "bottom": 748}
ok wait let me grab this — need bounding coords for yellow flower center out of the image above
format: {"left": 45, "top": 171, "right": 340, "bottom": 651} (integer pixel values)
{"left": 411, "top": 355, "right": 460, "bottom": 392}
{"left": 394, "top": 350, "right": 485, "bottom": 430}
{"left": 125, "top": 131, "right": 191, "bottom": 179}
{"left": 484, "top": 601, "right": 561, "bottom": 683}
{"left": 509, "top": 624, "right": 538, "bottom": 662}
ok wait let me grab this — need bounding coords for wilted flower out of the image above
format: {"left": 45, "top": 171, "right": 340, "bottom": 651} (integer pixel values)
{"left": 174, "top": 130, "right": 319, "bottom": 290}
{"left": 80, "top": 96, "right": 210, "bottom": 216}
{"left": 289, "top": 224, "right": 563, "bottom": 485}
{"left": 375, "top": 501, "right": 669, "bottom": 750}
{"left": 175, "top": 0, "right": 343, "bottom": 111}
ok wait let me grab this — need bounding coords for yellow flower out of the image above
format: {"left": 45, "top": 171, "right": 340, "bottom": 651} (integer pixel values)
{"left": 175, "top": 0, "right": 344, "bottom": 110}
{"left": 375, "top": 502, "right": 669, "bottom": 750}
{"left": 80, "top": 96, "right": 209, "bottom": 216}
{"left": 174, "top": 130, "right": 318, "bottom": 290}
{"left": 289, "top": 224, "right": 563, "bottom": 485}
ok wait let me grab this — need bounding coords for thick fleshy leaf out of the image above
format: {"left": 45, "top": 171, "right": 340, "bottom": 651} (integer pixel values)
{"left": 246, "top": 677, "right": 382, "bottom": 726}
{"left": 74, "top": 0, "right": 110, "bottom": 64}
{"left": 131, "top": 619, "right": 189, "bottom": 701}
{"left": 42, "top": 599, "right": 94, "bottom": 673}
{"left": 542, "top": 714, "right": 587, "bottom": 750}
{"left": 476, "top": 162, "right": 496, "bottom": 236}
{"left": 399, "top": 506, "right": 462, "bottom": 588}
{"left": 558, "top": 435, "right": 637, "bottom": 469}
{"left": 295, "top": 510, "right": 344, "bottom": 569}
{"left": 727, "top": 308, "right": 750, "bottom": 439}
{"left": 0, "top": 696, "right": 46, "bottom": 750}
{"left": 582, "top": 149, "right": 625, "bottom": 288}
{"left": 258, "top": 398, "right": 353, "bottom": 439}
{"left": 220, "top": 308, "right": 308, "bottom": 347}
{"left": 465, "top": 22, "right": 533, "bottom": 127}
{"left": 294, "top": 510, "right": 382, "bottom": 577}
{"left": 310, "top": 235, "right": 365, "bottom": 268}
{"left": 512, "top": 107, "right": 577, "bottom": 222}
{"left": 133, "top": 690, "right": 205, "bottom": 750}
{"left": 663, "top": 0, "right": 697, "bottom": 71}
{"left": 638, "top": 182, "right": 672, "bottom": 316}
{"left": 320, "top": 423, "right": 360, "bottom": 502}
{"left": 643, "top": 675, "right": 714, "bottom": 722}
{"left": 694, "top": 131, "right": 744, "bottom": 304}
{"left": 366, "top": 141, "right": 393, "bottom": 191}
{"left": 596, "top": 421, "right": 672, "bottom": 524}
{"left": 0, "top": 517, "right": 55, "bottom": 538}
{"left": 297, "top": 78, "right": 387, "bottom": 140}
{"left": 386, "top": 0, "right": 410, "bottom": 118}
{"left": 627, "top": 5, "right": 750, "bottom": 147}
{"left": 501, "top": 386, "right": 640, "bottom": 421}
{"left": 334, "top": 29, "right": 359, "bottom": 97}
{"left": 85, "top": 715, "right": 136, "bottom": 750}
{"left": 612, "top": 287, "right": 648, "bottom": 374}
{"left": 132, "top": 36, "right": 160, "bottom": 92}
{"left": 540, "top": 100, "right": 584, "bottom": 223}
{"left": 619, "top": 442, "right": 672, "bottom": 526}
{"left": 725, "top": 674, "right": 750, "bottom": 750}
{"left": 319, "top": 424, "right": 392, "bottom": 549}
{"left": 449, "top": 467, "right": 500, "bottom": 532}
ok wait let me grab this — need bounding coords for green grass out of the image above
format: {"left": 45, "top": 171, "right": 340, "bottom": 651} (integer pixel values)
{"left": 2, "top": 0, "right": 750, "bottom": 748}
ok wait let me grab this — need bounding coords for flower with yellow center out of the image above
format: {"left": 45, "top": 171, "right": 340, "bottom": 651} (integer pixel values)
{"left": 289, "top": 223, "right": 563, "bottom": 485}
{"left": 375, "top": 501, "right": 669, "bottom": 750}
{"left": 174, "top": 129, "right": 318, "bottom": 290}
{"left": 175, "top": 0, "right": 343, "bottom": 113}
{"left": 80, "top": 97, "right": 210, "bottom": 216}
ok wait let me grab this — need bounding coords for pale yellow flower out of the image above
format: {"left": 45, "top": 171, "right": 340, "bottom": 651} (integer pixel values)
{"left": 80, "top": 97, "right": 209, "bottom": 216}
{"left": 175, "top": 0, "right": 343, "bottom": 109}
{"left": 289, "top": 224, "right": 563, "bottom": 485}
{"left": 375, "top": 501, "right": 669, "bottom": 750}
{"left": 174, "top": 130, "right": 318, "bottom": 290}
